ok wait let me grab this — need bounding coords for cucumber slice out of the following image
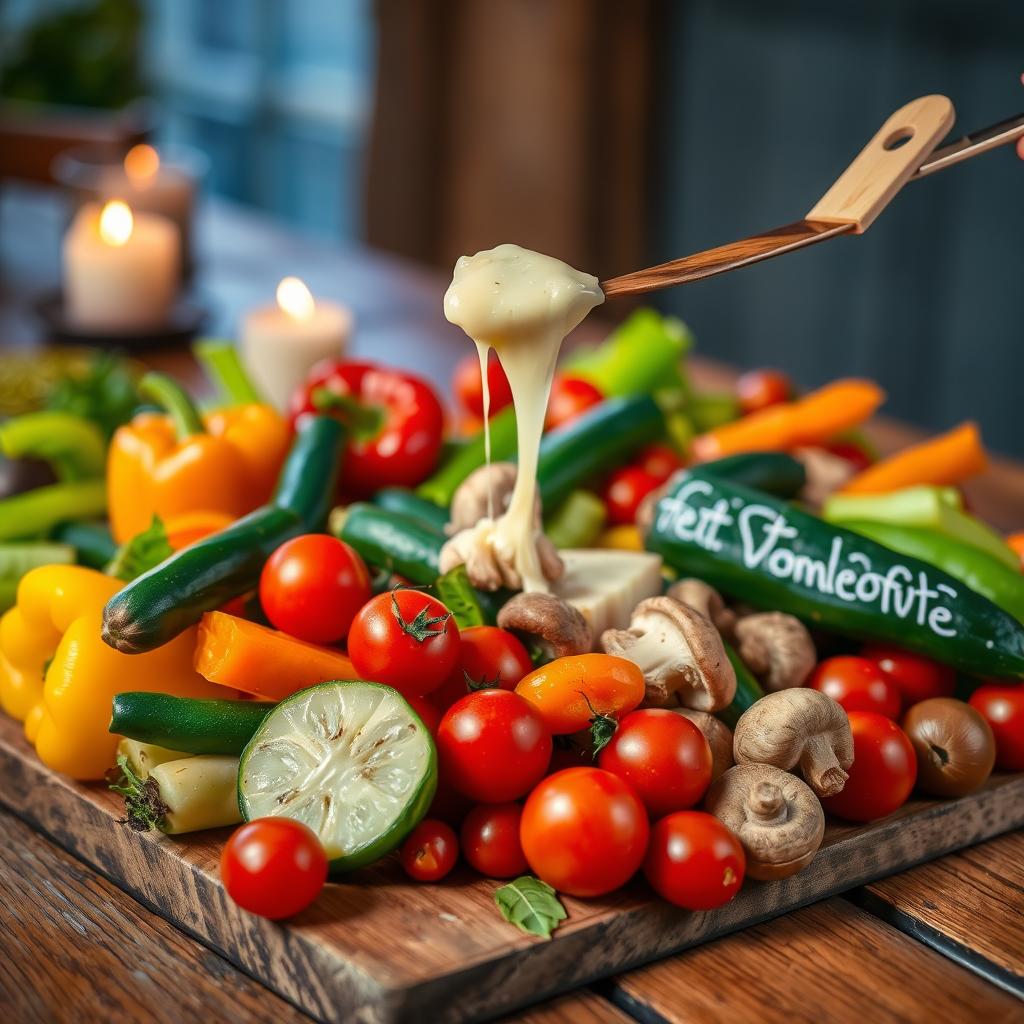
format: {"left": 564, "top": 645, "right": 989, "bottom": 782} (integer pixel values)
{"left": 237, "top": 681, "right": 436, "bottom": 872}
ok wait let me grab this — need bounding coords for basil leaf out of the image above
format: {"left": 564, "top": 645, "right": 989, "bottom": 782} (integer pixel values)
{"left": 494, "top": 876, "right": 567, "bottom": 939}
{"left": 106, "top": 516, "right": 173, "bottom": 582}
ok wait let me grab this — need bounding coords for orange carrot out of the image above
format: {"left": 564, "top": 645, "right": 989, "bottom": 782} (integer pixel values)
{"left": 840, "top": 422, "right": 987, "bottom": 496}
{"left": 194, "top": 611, "right": 357, "bottom": 701}
{"left": 693, "top": 379, "right": 885, "bottom": 461}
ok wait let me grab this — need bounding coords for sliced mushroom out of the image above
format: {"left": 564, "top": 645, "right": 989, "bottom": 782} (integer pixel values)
{"left": 733, "top": 689, "right": 853, "bottom": 798}
{"left": 447, "top": 462, "right": 519, "bottom": 535}
{"left": 601, "top": 596, "right": 736, "bottom": 712}
{"left": 732, "top": 612, "right": 816, "bottom": 691}
{"left": 666, "top": 578, "right": 737, "bottom": 638}
{"left": 705, "top": 763, "right": 825, "bottom": 880}
{"left": 497, "top": 592, "right": 591, "bottom": 659}
{"left": 673, "top": 709, "right": 734, "bottom": 784}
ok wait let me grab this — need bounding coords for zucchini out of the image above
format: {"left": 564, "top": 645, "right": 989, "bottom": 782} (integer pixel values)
{"left": 372, "top": 487, "right": 450, "bottom": 533}
{"left": 102, "top": 416, "right": 344, "bottom": 653}
{"left": 111, "top": 692, "right": 274, "bottom": 756}
{"left": 335, "top": 502, "right": 442, "bottom": 585}
{"left": 699, "top": 452, "right": 806, "bottom": 498}
{"left": 717, "top": 643, "right": 765, "bottom": 729}
{"left": 647, "top": 467, "right": 1024, "bottom": 679}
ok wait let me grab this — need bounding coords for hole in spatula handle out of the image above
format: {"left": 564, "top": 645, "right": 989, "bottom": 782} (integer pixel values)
{"left": 883, "top": 127, "right": 915, "bottom": 151}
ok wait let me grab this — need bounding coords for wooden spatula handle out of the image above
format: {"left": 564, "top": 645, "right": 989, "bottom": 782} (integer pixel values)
{"left": 806, "top": 95, "right": 955, "bottom": 233}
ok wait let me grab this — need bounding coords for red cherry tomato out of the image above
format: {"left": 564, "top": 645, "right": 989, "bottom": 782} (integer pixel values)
{"left": 431, "top": 626, "right": 533, "bottom": 709}
{"left": 400, "top": 819, "right": 459, "bottom": 882}
{"left": 809, "top": 656, "right": 902, "bottom": 719}
{"left": 290, "top": 360, "right": 445, "bottom": 495}
{"left": 437, "top": 690, "right": 552, "bottom": 803}
{"left": 545, "top": 375, "right": 604, "bottom": 431}
{"left": 635, "top": 443, "right": 685, "bottom": 484}
{"left": 520, "top": 767, "right": 649, "bottom": 897}
{"left": 860, "top": 646, "right": 956, "bottom": 708}
{"left": 453, "top": 351, "right": 514, "bottom": 419}
{"left": 821, "top": 711, "right": 917, "bottom": 822}
{"left": 259, "top": 534, "right": 371, "bottom": 645}
{"left": 820, "top": 439, "right": 874, "bottom": 473}
{"left": 644, "top": 811, "right": 745, "bottom": 911}
{"left": 348, "top": 590, "right": 460, "bottom": 697}
{"left": 969, "top": 685, "right": 1024, "bottom": 771}
{"left": 405, "top": 694, "right": 441, "bottom": 735}
{"left": 460, "top": 803, "right": 528, "bottom": 879}
{"left": 602, "top": 466, "right": 663, "bottom": 526}
{"left": 598, "top": 709, "right": 713, "bottom": 816}
{"left": 221, "top": 818, "right": 327, "bottom": 919}
{"left": 736, "top": 368, "right": 791, "bottom": 415}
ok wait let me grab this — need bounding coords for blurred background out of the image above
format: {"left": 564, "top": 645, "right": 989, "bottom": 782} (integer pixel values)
{"left": 1, "top": 0, "right": 1021, "bottom": 454}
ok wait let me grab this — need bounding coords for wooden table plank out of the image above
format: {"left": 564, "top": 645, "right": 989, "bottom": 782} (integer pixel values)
{"left": 511, "top": 991, "right": 634, "bottom": 1024}
{"left": 612, "top": 897, "right": 1022, "bottom": 1024}
{"left": 855, "top": 831, "right": 1024, "bottom": 996}
{"left": 0, "top": 808, "right": 312, "bottom": 1024}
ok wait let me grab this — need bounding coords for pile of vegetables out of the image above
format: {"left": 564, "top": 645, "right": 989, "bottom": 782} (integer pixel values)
{"left": 0, "top": 317, "right": 1021, "bottom": 937}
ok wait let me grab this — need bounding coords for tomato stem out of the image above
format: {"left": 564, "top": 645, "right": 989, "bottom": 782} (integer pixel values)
{"left": 390, "top": 591, "right": 451, "bottom": 643}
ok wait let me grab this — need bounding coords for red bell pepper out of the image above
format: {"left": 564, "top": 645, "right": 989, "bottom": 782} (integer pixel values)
{"left": 290, "top": 360, "right": 445, "bottom": 496}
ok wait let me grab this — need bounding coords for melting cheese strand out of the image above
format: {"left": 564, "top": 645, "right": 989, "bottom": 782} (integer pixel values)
{"left": 476, "top": 340, "right": 494, "bottom": 522}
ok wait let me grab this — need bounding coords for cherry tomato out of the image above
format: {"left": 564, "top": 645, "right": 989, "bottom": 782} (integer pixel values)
{"left": 860, "top": 646, "right": 956, "bottom": 708}
{"left": 821, "top": 711, "right": 917, "bottom": 822}
{"left": 427, "top": 768, "right": 474, "bottom": 826}
{"left": 290, "top": 360, "right": 445, "bottom": 495}
{"left": 460, "top": 803, "right": 528, "bottom": 879}
{"left": 461, "top": 625, "right": 533, "bottom": 689}
{"left": 520, "top": 767, "right": 649, "bottom": 897}
{"left": 545, "top": 375, "right": 604, "bottom": 431}
{"left": 736, "top": 368, "right": 791, "bottom": 415}
{"left": 453, "top": 351, "right": 513, "bottom": 419}
{"left": 437, "top": 689, "right": 552, "bottom": 803}
{"left": 348, "top": 590, "right": 460, "bottom": 697}
{"left": 405, "top": 694, "right": 441, "bottom": 735}
{"left": 809, "top": 656, "right": 902, "bottom": 719}
{"left": 969, "top": 685, "right": 1024, "bottom": 771}
{"left": 221, "top": 818, "right": 327, "bottom": 919}
{"left": 602, "top": 466, "right": 662, "bottom": 525}
{"left": 400, "top": 819, "right": 459, "bottom": 882}
{"left": 259, "top": 534, "right": 371, "bottom": 644}
{"left": 598, "top": 709, "right": 713, "bottom": 816}
{"left": 820, "top": 438, "right": 874, "bottom": 473}
{"left": 643, "top": 811, "right": 745, "bottom": 911}
{"left": 635, "top": 443, "right": 685, "bottom": 484}
{"left": 515, "top": 654, "right": 646, "bottom": 735}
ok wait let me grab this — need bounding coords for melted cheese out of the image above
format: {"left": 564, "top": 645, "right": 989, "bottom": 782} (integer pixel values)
{"left": 444, "top": 244, "right": 604, "bottom": 591}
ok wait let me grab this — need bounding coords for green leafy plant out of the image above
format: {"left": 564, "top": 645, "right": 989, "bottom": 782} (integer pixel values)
{"left": 494, "top": 876, "right": 567, "bottom": 939}
{"left": 106, "top": 516, "right": 172, "bottom": 582}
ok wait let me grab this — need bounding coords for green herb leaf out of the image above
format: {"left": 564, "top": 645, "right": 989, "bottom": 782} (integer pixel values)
{"left": 106, "top": 516, "right": 173, "bottom": 582}
{"left": 579, "top": 691, "right": 618, "bottom": 757}
{"left": 494, "top": 876, "right": 567, "bottom": 939}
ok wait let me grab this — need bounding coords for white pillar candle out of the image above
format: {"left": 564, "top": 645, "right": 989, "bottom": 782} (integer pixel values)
{"left": 62, "top": 200, "right": 180, "bottom": 332}
{"left": 241, "top": 277, "right": 352, "bottom": 411}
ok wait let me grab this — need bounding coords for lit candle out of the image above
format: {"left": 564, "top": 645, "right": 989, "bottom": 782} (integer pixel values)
{"left": 241, "top": 277, "right": 352, "bottom": 410}
{"left": 62, "top": 199, "right": 180, "bottom": 331}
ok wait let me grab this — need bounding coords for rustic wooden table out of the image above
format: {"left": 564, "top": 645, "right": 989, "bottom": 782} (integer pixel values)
{"left": 0, "top": 186, "right": 1021, "bottom": 1024}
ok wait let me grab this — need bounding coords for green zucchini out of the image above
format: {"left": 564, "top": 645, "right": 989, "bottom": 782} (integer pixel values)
{"left": 717, "top": 643, "right": 766, "bottom": 729}
{"left": 102, "top": 416, "right": 344, "bottom": 654}
{"left": 372, "top": 487, "right": 450, "bottom": 533}
{"left": 699, "top": 452, "right": 806, "bottom": 499}
{"left": 335, "top": 502, "right": 442, "bottom": 585}
{"left": 647, "top": 467, "right": 1024, "bottom": 679}
{"left": 111, "top": 692, "right": 275, "bottom": 756}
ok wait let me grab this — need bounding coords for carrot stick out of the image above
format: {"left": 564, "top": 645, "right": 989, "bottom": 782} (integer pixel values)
{"left": 840, "top": 421, "right": 988, "bottom": 496}
{"left": 693, "top": 379, "right": 885, "bottom": 461}
{"left": 194, "top": 611, "right": 357, "bottom": 700}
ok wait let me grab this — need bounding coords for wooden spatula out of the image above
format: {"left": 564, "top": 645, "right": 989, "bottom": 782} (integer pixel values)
{"left": 601, "top": 97, "right": 1023, "bottom": 298}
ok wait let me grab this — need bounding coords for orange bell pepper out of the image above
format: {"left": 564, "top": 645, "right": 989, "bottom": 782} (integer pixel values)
{"left": 107, "top": 373, "right": 289, "bottom": 543}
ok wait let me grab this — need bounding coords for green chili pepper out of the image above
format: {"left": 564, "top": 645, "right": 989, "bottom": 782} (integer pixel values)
{"left": 0, "top": 411, "right": 106, "bottom": 482}
{"left": 434, "top": 563, "right": 486, "bottom": 629}
{"left": 0, "top": 479, "right": 108, "bottom": 542}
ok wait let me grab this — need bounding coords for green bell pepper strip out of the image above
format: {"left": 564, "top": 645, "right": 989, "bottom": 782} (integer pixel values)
{"left": 0, "top": 479, "right": 107, "bottom": 542}
{"left": 824, "top": 486, "right": 1018, "bottom": 571}
{"left": 645, "top": 467, "right": 1024, "bottom": 678}
{"left": 0, "top": 411, "right": 106, "bottom": 482}
{"left": 193, "top": 338, "right": 265, "bottom": 406}
{"left": 434, "top": 564, "right": 486, "bottom": 629}
{"left": 842, "top": 520, "right": 1024, "bottom": 625}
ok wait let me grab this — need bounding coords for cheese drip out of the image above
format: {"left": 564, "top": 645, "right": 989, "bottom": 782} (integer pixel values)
{"left": 444, "top": 244, "right": 604, "bottom": 592}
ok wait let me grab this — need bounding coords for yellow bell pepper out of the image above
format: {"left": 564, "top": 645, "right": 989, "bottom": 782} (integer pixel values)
{"left": 0, "top": 564, "right": 221, "bottom": 779}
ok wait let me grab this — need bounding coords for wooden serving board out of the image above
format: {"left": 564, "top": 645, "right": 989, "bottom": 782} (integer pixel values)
{"left": 1, "top": 715, "right": 1021, "bottom": 1023}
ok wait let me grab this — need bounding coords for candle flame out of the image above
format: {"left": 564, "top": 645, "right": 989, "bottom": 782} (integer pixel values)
{"left": 276, "top": 277, "right": 316, "bottom": 321}
{"left": 124, "top": 143, "right": 160, "bottom": 183}
{"left": 99, "top": 200, "right": 134, "bottom": 246}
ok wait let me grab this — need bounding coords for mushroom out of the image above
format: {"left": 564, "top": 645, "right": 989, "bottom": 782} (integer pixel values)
{"left": 497, "top": 592, "right": 591, "bottom": 659}
{"left": 601, "top": 596, "right": 736, "bottom": 712}
{"left": 447, "top": 462, "right": 518, "bottom": 535}
{"left": 666, "top": 578, "right": 737, "bottom": 638}
{"left": 672, "top": 709, "right": 734, "bottom": 783}
{"left": 705, "top": 763, "right": 825, "bottom": 880}
{"left": 903, "top": 698, "right": 996, "bottom": 798}
{"left": 731, "top": 612, "right": 816, "bottom": 691}
{"left": 793, "top": 446, "right": 857, "bottom": 509}
{"left": 439, "top": 524, "right": 563, "bottom": 592}
{"left": 733, "top": 689, "right": 853, "bottom": 797}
